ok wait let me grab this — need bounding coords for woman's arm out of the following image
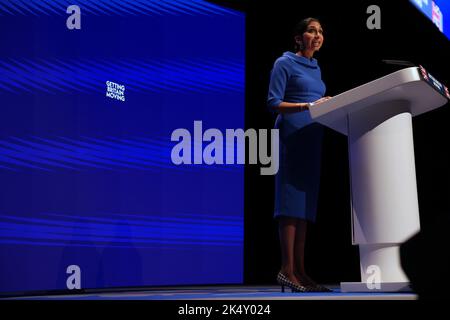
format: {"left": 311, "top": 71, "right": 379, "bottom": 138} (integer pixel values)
{"left": 272, "top": 97, "right": 331, "bottom": 114}
{"left": 271, "top": 101, "right": 310, "bottom": 114}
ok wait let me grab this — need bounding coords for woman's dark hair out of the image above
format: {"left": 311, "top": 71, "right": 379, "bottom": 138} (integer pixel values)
{"left": 293, "top": 17, "right": 321, "bottom": 51}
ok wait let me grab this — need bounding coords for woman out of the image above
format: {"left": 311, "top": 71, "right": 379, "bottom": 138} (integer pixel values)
{"left": 267, "top": 17, "right": 332, "bottom": 293}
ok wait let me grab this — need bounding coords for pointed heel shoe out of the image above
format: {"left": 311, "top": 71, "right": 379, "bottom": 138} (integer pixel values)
{"left": 276, "top": 272, "right": 311, "bottom": 293}
{"left": 294, "top": 273, "right": 333, "bottom": 292}
{"left": 312, "top": 284, "right": 333, "bottom": 292}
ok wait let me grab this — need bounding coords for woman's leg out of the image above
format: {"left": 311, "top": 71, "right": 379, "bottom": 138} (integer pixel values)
{"left": 294, "top": 219, "right": 328, "bottom": 290}
{"left": 294, "top": 219, "right": 307, "bottom": 276}
{"left": 278, "top": 216, "right": 301, "bottom": 285}
{"left": 293, "top": 219, "right": 318, "bottom": 286}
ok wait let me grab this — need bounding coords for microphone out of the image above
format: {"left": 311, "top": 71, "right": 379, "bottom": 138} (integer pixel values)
{"left": 382, "top": 59, "right": 416, "bottom": 67}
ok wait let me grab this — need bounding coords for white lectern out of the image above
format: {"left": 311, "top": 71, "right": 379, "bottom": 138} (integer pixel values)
{"left": 309, "top": 66, "right": 450, "bottom": 292}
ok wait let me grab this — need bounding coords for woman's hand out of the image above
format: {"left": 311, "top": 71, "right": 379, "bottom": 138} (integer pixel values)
{"left": 312, "top": 96, "right": 332, "bottom": 106}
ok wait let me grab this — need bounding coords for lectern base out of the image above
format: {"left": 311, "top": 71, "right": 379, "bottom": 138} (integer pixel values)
{"left": 340, "top": 282, "right": 413, "bottom": 293}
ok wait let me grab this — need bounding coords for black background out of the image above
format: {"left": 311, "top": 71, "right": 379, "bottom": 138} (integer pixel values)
{"left": 210, "top": 0, "right": 450, "bottom": 286}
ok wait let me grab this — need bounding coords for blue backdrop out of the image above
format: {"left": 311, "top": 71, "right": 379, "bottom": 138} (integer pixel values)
{"left": 0, "top": 0, "right": 245, "bottom": 293}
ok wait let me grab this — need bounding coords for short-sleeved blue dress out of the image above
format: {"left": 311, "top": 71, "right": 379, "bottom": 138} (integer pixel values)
{"left": 267, "top": 51, "right": 326, "bottom": 222}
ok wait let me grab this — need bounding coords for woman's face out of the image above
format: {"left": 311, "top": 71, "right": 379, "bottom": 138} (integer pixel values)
{"left": 298, "top": 21, "right": 324, "bottom": 52}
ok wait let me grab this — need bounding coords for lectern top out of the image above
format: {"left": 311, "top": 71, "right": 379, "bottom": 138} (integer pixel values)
{"left": 310, "top": 67, "right": 449, "bottom": 135}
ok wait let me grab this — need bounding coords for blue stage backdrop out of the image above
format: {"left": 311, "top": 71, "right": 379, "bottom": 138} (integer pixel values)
{"left": 0, "top": 0, "right": 244, "bottom": 293}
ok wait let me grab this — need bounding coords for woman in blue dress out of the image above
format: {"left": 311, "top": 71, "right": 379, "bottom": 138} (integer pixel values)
{"left": 267, "top": 17, "right": 332, "bottom": 292}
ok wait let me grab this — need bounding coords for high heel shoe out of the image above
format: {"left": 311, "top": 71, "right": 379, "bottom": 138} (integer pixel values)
{"left": 276, "top": 272, "right": 311, "bottom": 293}
{"left": 294, "top": 272, "right": 333, "bottom": 292}
{"left": 310, "top": 284, "right": 333, "bottom": 292}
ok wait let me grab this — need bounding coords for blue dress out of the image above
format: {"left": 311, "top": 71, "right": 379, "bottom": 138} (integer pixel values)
{"left": 267, "top": 51, "right": 326, "bottom": 222}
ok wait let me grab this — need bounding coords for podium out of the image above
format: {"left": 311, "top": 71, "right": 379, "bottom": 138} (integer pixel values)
{"left": 309, "top": 66, "right": 449, "bottom": 292}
